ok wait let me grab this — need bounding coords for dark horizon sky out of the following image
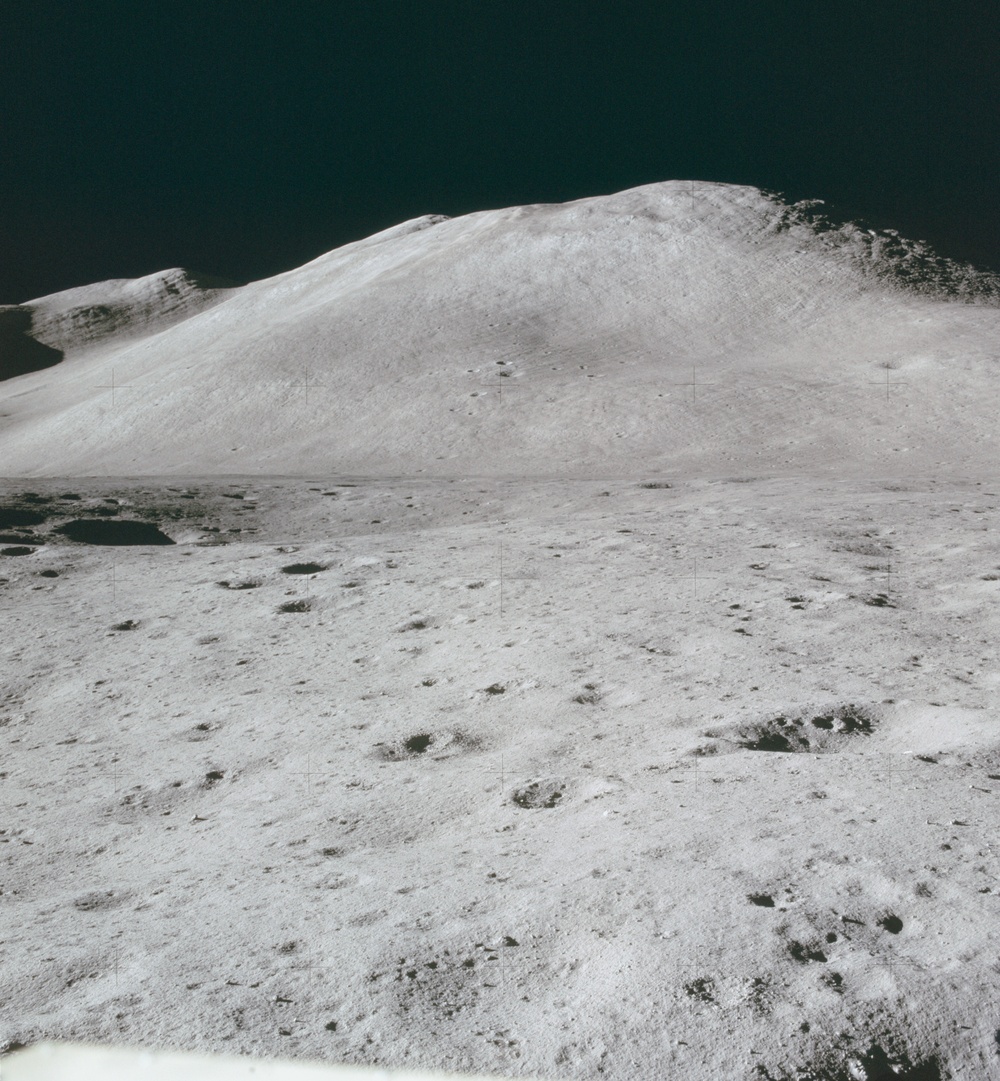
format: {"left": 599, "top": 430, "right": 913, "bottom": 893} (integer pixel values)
{"left": 2, "top": 0, "right": 998, "bottom": 303}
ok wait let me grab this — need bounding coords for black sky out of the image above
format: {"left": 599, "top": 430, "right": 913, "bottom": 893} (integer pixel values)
{"left": 2, "top": 0, "right": 998, "bottom": 303}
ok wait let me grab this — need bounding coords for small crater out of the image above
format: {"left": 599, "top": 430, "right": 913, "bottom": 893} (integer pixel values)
{"left": 218, "top": 578, "right": 262, "bottom": 590}
{"left": 483, "top": 683, "right": 506, "bottom": 695}
{"left": 375, "top": 732, "right": 442, "bottom": 760}
{"left": 748, "top": 893, "right": 775, "bottom": 907}
{"left": 640, "top": 482, "right": 672, "bottom": 489}
{"left": 72, "top": 890, "right": 126, "bottom": 912}
{"left": 745, "top": 975, "right": 774, "bottom": 1016}
{"left": 112, "top": 620, "right": 139, "bottom": 631}
{"left": 278, "top": 600, "right": 311, "bottom": 613}
{"left": 865, "top": 593, "right": 896, "bottom": 607}
{"left": 788, "top": 940, "right": 827, "bottom": 963}
{"left": 37, "top": 569, "right": 59, "bottom": 577}
{"left": 281, "top": 562, "right": 326, "bottom": 575}
{"left": 400, "top": 619, "right": 428, "bottom": 631}
{"left": 821, "top": 970, "right": 844, "bottom": 993}
{"left": 683, "top": 976, "right": 715, "bottom": 1003}
{"left": 511, "top": 779, "right": 564, "bottom": 809}
{"left": 1, "top": 546, "right": 35, "bottom": 556}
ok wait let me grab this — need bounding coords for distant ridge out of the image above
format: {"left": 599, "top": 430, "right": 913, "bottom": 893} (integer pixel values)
{"left": 0, "top": 267, "right": 239, "bottom": 379}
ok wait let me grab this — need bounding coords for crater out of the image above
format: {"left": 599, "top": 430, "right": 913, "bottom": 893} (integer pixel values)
{"left": 0, "top": 508, "right": 47, "bottom": 528}
{"left": 375, "top": 732, "right": 434, "bottom": 760}
{"left": 217, "top": 578, "right": 262, "bottom": 590}
{"left": 53, "top": 519, "right": 175, "bottom": 545}
{"left": 706, "top": 702, "right": 881, "bottom": 754}
{"left": 375, "top": 729, "right": 481, "bottom": 762}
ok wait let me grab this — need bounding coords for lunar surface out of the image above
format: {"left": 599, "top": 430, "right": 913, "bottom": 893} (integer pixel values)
{"left": 1, "top": 182, "right": 999, "bottom": 1080}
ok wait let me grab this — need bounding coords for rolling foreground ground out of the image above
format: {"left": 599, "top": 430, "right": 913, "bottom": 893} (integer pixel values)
{"left": 1, "top": 476, "right": 998, "bottom": 1079}
{"left": 2, "top": 182, "right": 1000, "bottom": 1078}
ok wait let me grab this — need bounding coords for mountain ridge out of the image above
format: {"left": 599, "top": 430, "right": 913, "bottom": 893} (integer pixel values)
{"left": 2, "top": 180, "right": 998, "bottom": 478}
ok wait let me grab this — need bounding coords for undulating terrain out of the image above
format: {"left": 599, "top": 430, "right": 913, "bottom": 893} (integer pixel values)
{"left": 2, "top": 181, "right": 999, "bottom": 1080}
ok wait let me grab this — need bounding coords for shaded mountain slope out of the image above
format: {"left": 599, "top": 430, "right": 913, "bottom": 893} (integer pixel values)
{"left": 0, "top": 267, "right": 237, "bottom": 382}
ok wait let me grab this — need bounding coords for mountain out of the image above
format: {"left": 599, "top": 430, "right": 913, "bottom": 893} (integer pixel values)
{"left": 1, "top": 180, "right": 997, "bottom": 478}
